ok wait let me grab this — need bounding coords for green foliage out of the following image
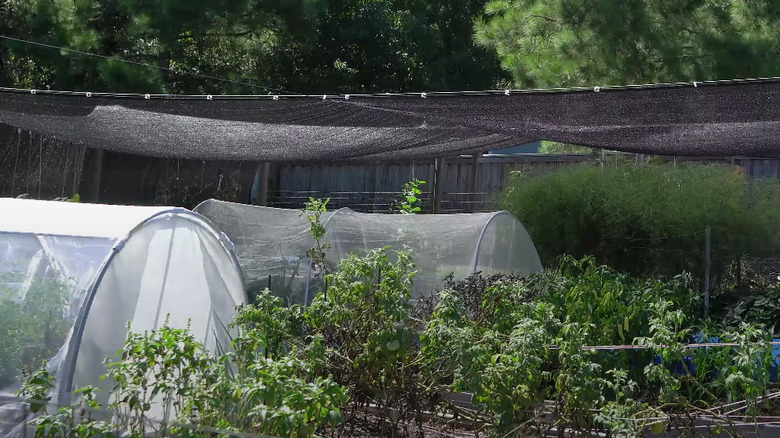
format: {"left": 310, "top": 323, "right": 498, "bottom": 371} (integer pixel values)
{"left": 545, "top": 256, "right": 699, "bottom": 345}
{"left": 14, "top": 251, "right": 779, "bottom": 437}
{"left": 231, "top": 289, "right": 305, "bottom": 360}
{"left": 276, "top": 0, "right": 509, "bottom": 93}
{"left": 15, "top": 366, "right": 55, "bottom": 414}
{"left": 0, "top": 0, "right": 506, "bottom": 94}
{"left": 28, "top": 385, "right": 115, "bottom": 438}
{"left": 637, "top": 300, "right": 690, "bottom": 403}
{"left": 109, "top": 318, "right": 346, "bottom": 438}
{"left": 52, "top": 193, "right": 81, "bottom": 202}
{"left": 104, "top": 320, "right": 211, "bottom": 435}
{"left": 0, "top": 272, "right": 72, "bottom": 388}
{"left": 422, "top": 258, "right": 772, "bottom": 434}
{"left": 538, "top": 141, "right": 592, "bottom": 155}
{"left": 502, "top": 163, "right": 780, "bottom": 283}
{"left": 0, "top": 0, "right": 318, "bottom": 94}
{"left": 422, "top": 286, "right": 556, "bottom": 433}
{"left": 476, "top": 0, "right": 780, "bottom": 88}
{"left": 397, "top": 179, "right": 426, "bottom": 214}
{"left": 307, "top": 248, "right": 420, "bottom": 427}
{"left": 727, "top": 283, "right": 780, "bottom": 335}
{"left": 20, "top": 315, "right": 347, "bottom": 438}
{"left": 301, "top": 197, "right": 331, "bottom": 284}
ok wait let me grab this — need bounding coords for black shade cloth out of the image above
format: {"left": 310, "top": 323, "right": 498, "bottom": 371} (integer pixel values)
{"left": 0, "top": 79, "right": 779, "bottom": 162}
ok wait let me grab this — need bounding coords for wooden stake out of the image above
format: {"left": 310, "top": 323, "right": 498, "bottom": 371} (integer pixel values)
{"left": 258, "top": 161, "right": 271, "bottom": 206}
{"left": 433, "top": 157, "right": 446, "bottom": 214}
{"left": 704, "top": 225, "right": 712, "bottom": 319}
{"left": 91, "top": 148, "right": 104, "bottom": 203}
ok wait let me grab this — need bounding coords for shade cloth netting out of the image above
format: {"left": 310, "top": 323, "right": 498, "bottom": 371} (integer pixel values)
{"left": 1, "top": 78, "right": 779, "bottom": 162}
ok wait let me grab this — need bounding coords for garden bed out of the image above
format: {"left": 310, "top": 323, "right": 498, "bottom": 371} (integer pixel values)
{"left": 12, "top": 250, "right": 780, "bottom": 438}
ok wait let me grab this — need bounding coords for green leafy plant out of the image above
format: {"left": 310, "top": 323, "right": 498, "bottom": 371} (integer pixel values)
{"left": 421, "top": 258, "right": 773, "bottom": 435}
{"left": 15, "top": 365, "right": 56, "bottom": 414}
{"left": 52, "top": 194, "right": 80, "bottom": 202}
{"left": 397, "top": 179, "right": 426, "bottom": 214}
{"left": 231, "top": 289, "right": 305, "bottom": 360}
{"left": 538, "top": 141, "right": 592, "bottom": 155}
{"left": 306, "top": 248, "right": 423, "bottom": 433}
{"left": 726, "top": 282, "right": 780, "bottom": 335}
{"left": 28, "top": 385, "right": 114, "bottom": 438}
{"left": 301, "top": 197, "right": 331, "bottom": 285}
{"left": 19, "top": 315, "right": 347, "bottom": 438}
{"left": 0, "top": 272, "right": 73, "bottom": 389}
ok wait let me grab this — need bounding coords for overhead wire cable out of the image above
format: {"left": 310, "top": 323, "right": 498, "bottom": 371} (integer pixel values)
{"left": 0, "top": 34, "right": 293, "bottom": 95}
{"left": 0, "top": 50, "right": 779, "bottom": 99}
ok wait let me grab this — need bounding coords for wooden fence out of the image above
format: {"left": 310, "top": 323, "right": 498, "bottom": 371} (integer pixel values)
{"left": 269, "top": 154, "right": 594, "bottom": 212}
{"left": 266, "top": 154, "right": 780, "bottom": 212}
{"left": 3, "top": 125, "right": 780, "bottom": 212}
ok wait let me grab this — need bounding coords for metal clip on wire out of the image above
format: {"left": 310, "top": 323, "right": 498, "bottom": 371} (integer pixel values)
{"left": 206, "top": 95, "right": 213, "bottom": 100}
{"left": 272, "top": 95, "right": 279, "bottom": 101}
{"left": 504, "top": 90, "right": 510, "bottom": 96}
{"left": 30, "top": 89, "right": 37, "bottom": 95}
{"left": 86, "top": 92, "right": 92, "bottom": 98}
{"left": 421, "top": 92, "right": 427, "bottom": 99}
{"left": 144, "top": 93, "right": 151, "bottom": 99}
{"left": 344, "top": 94, "right": 350, "bottom": 100}
{"left": 594, "top": 86, "right": 601, "bottom": 93}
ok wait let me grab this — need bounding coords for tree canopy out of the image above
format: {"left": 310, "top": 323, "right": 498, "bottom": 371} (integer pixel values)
{"left": 0, "top": 0, "right": 507, "bottom": 94}
{"left": 475, "top": 0, "right": 780, "bottom": 88}
{"left": 1, "top": 0, "right": 779, "bottom": 94}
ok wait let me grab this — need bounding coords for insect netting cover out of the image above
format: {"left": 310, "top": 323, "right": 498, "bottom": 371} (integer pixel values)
{"left": 195, "top": 199, "right": 542, "bottom": 304}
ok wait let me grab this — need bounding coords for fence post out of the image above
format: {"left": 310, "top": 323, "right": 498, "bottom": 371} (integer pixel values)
{"left": 433, "top": 157, "right": 446, "bottom": 213}
{"left": 704, "top": 225, "right": 712, "bottom": 319}
{"left": 469, "top": 154, "right": 479, "bottom": 212}
{"left": 91, "top": 148, "right": 104, "bottom": 203}
{"left": 253, "top": 161, "right": 271, "bottom": 206}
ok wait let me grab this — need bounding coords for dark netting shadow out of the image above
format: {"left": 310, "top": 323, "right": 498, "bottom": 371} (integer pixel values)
{"left": 2, "top": 79, "right": 780, "bottom": 161}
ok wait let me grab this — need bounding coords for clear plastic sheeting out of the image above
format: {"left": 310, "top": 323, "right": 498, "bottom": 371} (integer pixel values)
{"left": 0, "top": 232, "right": 112, "bottom": 392}
{"left": 195, "top": 199, "right": 542, "bottom": 304}
{"left": 0, "top": 198, "right": 246, "bottom": 437}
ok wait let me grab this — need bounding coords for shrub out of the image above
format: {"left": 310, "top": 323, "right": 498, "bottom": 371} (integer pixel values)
{"left": 306, "top": 248, "right": 425, "bottom": 433}
{"left": 502, "top": 163, "right": 780, "bottom": 285}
